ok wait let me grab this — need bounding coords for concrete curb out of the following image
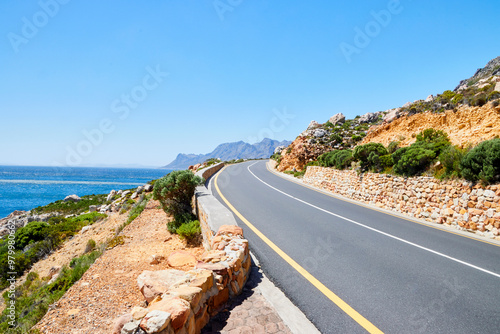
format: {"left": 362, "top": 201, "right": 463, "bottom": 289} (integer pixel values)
{"left": 250, "top": 253, "right": 321, "bottom": 334}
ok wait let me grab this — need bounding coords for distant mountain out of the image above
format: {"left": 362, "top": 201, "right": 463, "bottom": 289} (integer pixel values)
{"left": 163, "top": 138, "right": 291, "bottom": 169}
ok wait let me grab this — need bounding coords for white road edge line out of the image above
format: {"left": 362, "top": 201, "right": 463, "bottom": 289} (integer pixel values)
{"left": 247, "top": 162, "right": 500, "bottom": 279}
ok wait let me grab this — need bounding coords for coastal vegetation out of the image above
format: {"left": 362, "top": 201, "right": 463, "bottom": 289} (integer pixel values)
{"left": 313, "top": 129, "right": 500, "bottom": 185}
{"left": 0, "top": 181, "right": 156, "bottom": 332}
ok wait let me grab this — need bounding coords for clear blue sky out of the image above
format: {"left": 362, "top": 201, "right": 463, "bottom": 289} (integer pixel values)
{"left": 1, "top": 0, "right": 499, "bottom": 167}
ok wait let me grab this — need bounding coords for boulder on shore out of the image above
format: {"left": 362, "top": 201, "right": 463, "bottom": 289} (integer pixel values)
{"left": 64, "top": 195, "right": 81, "bottom": 202}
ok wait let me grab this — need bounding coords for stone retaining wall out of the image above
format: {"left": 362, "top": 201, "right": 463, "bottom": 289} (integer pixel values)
{"left": 114, "top": 164, "right": 251, "bottom": 334}
{"left": 303, "top": 166, "right": 500, "bottom": 240}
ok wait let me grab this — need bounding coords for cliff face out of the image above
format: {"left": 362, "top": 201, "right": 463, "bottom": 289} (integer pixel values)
{"left": 362, "top": 103, "right": 500, "bottom": 148}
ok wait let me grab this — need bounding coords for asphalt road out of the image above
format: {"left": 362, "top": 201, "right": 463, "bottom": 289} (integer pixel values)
{"left": 210, "top": 160, "right": 500, "bottom": 334}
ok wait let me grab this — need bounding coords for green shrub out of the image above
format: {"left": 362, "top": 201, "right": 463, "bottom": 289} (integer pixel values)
{"left": 318, "top": 150, "right": 353, "bottom": 169}
{"left": 379, "top": 154, "right": 394, "bottom": 169}
{"left": 392, "top": 147, "right": 408, "bottom": 166}
{"left": 177, "top": 220, "right": 201, "bottom": 243}
{"left": 353, "top": 143, "right": 388, "bottom": 171}
{"left": 330, "top": 133, "right": 343, "bottom": 144}
{"left": 84, "top": 239, "right": 96, "bottom": 253}
{"left": 387, "top": 141, "right": 400, "bottom": 154}
{"left": 460, "top": 138, "right": 500, "bottom": 184}
{"left": 15, "top": 222, "right": 49, "bottom": 250}
{"left": 487, "top": 91, "right": 500, "bottom": 101}
{"left": 451, "top": 93, "right": 464, "bottom": 104}
{"left": 153, "top": 170, "right": 204, "bottom": 223}
{"left": 439, "top": 145, "right": 467, "bottom": 178}
{"left": 415, "top": 128, "right": 451, "bottom": 155}
{"left": 394, "top": 147, "right": 436, "bottom": 176}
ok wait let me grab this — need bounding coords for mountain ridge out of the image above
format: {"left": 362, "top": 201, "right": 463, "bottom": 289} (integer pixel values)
{"left": 163, "top": 138, "right": 291, "bottom": 169}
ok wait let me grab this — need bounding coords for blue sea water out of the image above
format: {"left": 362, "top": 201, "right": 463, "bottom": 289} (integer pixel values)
{"left": 0, "top": 166, "right": 172, "bottom": 219}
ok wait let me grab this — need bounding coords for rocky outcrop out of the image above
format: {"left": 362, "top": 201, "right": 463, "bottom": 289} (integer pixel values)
{"left": 329, "top": 113, "right": 346, "bottom": 125}
{"left": 63, "top": 194, "right": 81, "bottom": 202}
{"left": 0, "top": 210, "right": 29, "bottom": 237}
{"left": 362, "top": 103, "right": 500, "bottom": 148}
{"left": 303, "top": 166, "right": 500, "bottom": 239}
{"left": 455, "top": 56, "right": 500, "bottom": 92}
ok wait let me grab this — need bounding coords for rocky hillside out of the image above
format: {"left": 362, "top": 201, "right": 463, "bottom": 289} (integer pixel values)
{"left": 164, "top": 138, "right": 291, "bottom": 169}
{"left": 362, "top": 103, "right": 500, "bottom": 148}
{"left": 276, "top": 56, "right": 500, "bottom": 172}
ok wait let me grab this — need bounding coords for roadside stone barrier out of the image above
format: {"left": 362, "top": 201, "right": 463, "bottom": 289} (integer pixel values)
{"left": 303, "top": 166, "right": 500, "bottom": 240}
{"left": 113, "top": 164, "right": 251, "bottom": 334}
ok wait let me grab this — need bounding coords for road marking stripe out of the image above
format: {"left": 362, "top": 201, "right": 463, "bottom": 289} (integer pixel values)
{"left": 248, "top": 162, "right": 500, "bottom": 279}
{"left": 266, "top": 162, "right": 500, "bottom": 248}
{"left": 214, "top": 166, "right": 384, "bottom": 334}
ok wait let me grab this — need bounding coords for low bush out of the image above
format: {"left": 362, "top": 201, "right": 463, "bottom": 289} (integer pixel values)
{"left": 394, "top": 146, "right": 436, "bottom": 176}
{"left": 318, "top": 150, "right": 353, "bottom": 169}
{"left": 439, "top": 145, "right": 467, "bottom": 178}
{"left": 84, "top": 239, "right": 96, "bottom": 253}
{"left": 460, "top": 138, "right": 500, "bottom": 184}
{"left": 387, "top": 141, "right": 400, "bottom": 154}
{"left": 353, "top": 143, "right": 388, "bottom": 171}
{"left": 177, "top": 220, "right": 201, "bottom": 244}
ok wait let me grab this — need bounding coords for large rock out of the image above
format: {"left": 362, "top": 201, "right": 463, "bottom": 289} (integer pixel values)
{"left": 64, "top": 194, "right": 81, "bottom": 202}
{"left": 358, "top": 112, "right": 379, "bottom": 124}
{"left": 306, "top": 120, "right": 321, "bottom": 130}
{"left": 137, "top": 270, "right": 189, "bottom": 303}
{"left": 136, "top": 186, "right": 144, "bottom": 194}
{"left": 425, "top": 95, "right": 435, "bottom": 102}
{"left": 314, "top": 129, "right": 326, "bottom": 138}
{"left": 383, "top": 108, "right": 401, "bottom": 123}
{"left": 140, "top": 310, "right": 171, "bottom": 333}
{"left": 144, "top": 184, "right": 153, "bottom": 192}
{"left": 106, "top": 190, "right": 116, "bottom": 202}
{"left": 167, "top": 251, "right": 197, "bottom": 268}
{"left": 121, "top": 190, "right": 131, "bottom": 198}
{"left": 149, "top": 297, "right": 191, "bottom": 330}
{"left": 329, "top": 113, "right": 345, "bottom": 125}
{"left": 495, "top": 81, "right": 500, "bottom": 93}
{"left": 0, "top": 210, "right": 29, "bottom": 237}
{"left": 274, "top": 145, "right": 286, "bottom": 155}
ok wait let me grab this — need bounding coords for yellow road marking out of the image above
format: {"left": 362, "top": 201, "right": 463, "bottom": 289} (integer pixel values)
{"left": 214, "top": 166, "right": 384, "bottom": 334}
{"left": 266, "top": 162, "right": 500, "bottom": 248}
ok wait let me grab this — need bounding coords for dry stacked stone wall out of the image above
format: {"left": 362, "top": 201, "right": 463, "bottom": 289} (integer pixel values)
{"left": 303, "top": 166, "right": 500, "bottom": 239}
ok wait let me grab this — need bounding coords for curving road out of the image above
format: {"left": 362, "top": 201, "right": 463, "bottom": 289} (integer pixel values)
{"left": 210, "top": 160, "right": 500, "bottom": 334}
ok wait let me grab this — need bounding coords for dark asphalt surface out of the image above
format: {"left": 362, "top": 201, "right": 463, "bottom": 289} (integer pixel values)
{"left": 210, "top": 160, "right": 500, "bottom": 334}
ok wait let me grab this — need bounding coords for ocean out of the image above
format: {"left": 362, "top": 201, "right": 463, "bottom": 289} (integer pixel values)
{"left": 0, "top": 166, "right": 172, "bottom": 219}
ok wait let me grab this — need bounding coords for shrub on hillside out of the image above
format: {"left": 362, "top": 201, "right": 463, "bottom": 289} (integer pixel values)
{"left": 177, "top": 220, "right": 201, "bottom": 244}
{"left": 415, "top": 128, "right": 451, "bottom": 154}
{"left": 318, "top": 150, "right": 353, "bottom": 169}
{"left": 460, "top": 138, "right": 500, "bottom": 184}
{"left": 393, "top": 147, "right": 436, "bottom": 176}
{"left": 153, "top": 170, "right": 204, "bottom": 224}
{"left": 439, "top": 145, "right": 467, "bottom": 178}
{"left": 15, "top": 222, "right": 49, "bottom": 250}
{"left": 353, "top": 143, "right": 388, "bottom": 171}
{"left": 387, "top": 141, "right": 400, "bottom": 154}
